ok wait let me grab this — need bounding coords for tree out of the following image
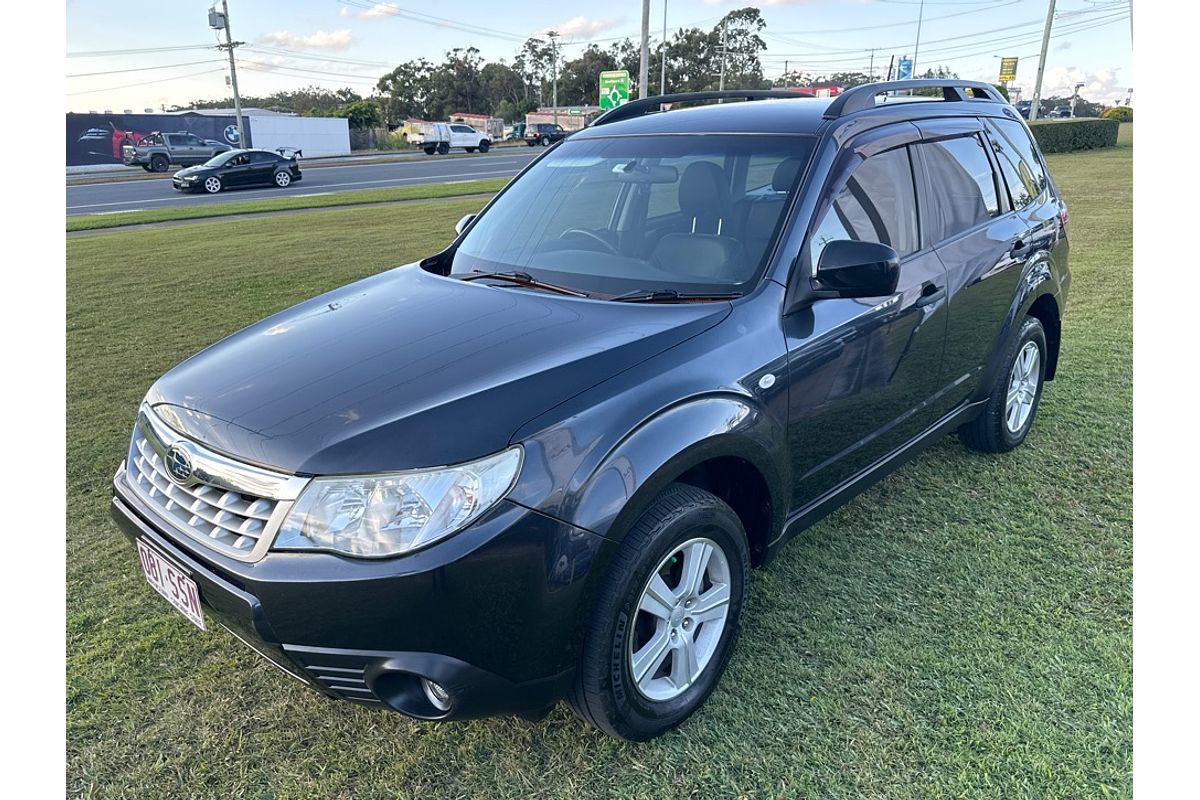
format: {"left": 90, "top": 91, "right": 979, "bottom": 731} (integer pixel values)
{"left": 825, "top": 72, "right": 873, "bottom": 89}
{"left": 333, "top": 99, "right": 384, "bottom": 129}
{"left": 717, "top": 7, "right": 769, "bottom": 89}
{"left": 559, "top": 45, "right": 618, "bottom": 106}
{"left": 377, "top": 59, "right": 434, "bottom": 123}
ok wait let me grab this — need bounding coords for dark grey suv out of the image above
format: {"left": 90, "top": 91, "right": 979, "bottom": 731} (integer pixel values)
{"left": 112, "top": 81, "right": 1068, "bottom": 741}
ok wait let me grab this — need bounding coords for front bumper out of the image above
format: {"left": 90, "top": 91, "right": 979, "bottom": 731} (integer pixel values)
{"left": 111, "top": 469, "right": 612, "bottom": 720}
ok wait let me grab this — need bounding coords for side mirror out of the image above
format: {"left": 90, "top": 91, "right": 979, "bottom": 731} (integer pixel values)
{"left": 455, "top": 214, "right": 476, "bottom": 237}
{"left": 815, "top": 240, "right": 900, "bottom": 298}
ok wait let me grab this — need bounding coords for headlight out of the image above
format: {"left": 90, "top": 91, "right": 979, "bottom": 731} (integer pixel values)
{"left": 273, "top": 447, "right": 523, "bottom": 557}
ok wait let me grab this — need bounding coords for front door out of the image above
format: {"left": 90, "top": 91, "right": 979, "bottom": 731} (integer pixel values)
{"left": 785, "top": 127, "right": 949, "bottom": 508}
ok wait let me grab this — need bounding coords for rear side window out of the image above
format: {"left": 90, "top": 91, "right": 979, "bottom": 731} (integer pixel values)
{"left": 808, "top": 146, "right": 919, "bottom": 266}
{"left": 249, "top": 152, "right": 276, "bottom": 164}
{"left": 918, "top": 134, "right": 1000, "bottom": 240}
{"left": 985, "top": 118, "right": 1050, "bottom": 209}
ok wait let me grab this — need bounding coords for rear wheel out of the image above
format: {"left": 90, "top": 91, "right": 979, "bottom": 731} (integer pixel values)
{"left": 150, "top": 154, "right": 168, "bottom": 173}
{"left": 202, "top": 176, "right": 222, "bottom": 194}
{"left": 527, "top": 140, "right": 536, "bottom": 147}
{"left": 274, "top": 170, "right": 291, "bottom": 188}
{"left": 567, "top": 483, "right": 750, "bottom": 741}
{"left": 959, "top": 315, "right": 1048, "bottom": 452}
{"left": 436, "top": 142, "right": 450, "bottom": 155}
{"left": 423, "top": 146, "right": 436, "bottom": 155}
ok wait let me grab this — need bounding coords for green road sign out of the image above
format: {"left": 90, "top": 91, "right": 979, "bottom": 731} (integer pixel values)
{"left": 999, "top": 57, "right": 1019, "bottom": 83}
{"left": 599, "top": 70, "right": 630, "bottom": 110}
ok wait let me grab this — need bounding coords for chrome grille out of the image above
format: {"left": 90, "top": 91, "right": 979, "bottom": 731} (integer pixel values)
{"left": 125, "top": 405, "right": 308, "bottom": 561}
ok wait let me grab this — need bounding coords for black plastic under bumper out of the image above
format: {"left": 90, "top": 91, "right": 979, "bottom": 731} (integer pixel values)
{"left": 109, "top": 484, "right": 601, "bottom": 721}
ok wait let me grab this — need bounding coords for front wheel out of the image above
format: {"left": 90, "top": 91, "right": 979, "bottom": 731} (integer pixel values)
{"left": 478, "top": 140, "right": 490, "bottom": 153}
{"left": 959, "top": 315, "right": 1048, "bottom": 452}
{"left": 150, "top": 154, "right": 169, "bottom": 173}
{"left": 567, "top": 483, "right": 749, "bottom": 741}
{"left": 202, "top": 176, "right": 222, "bottom": 194}
{"left": 540, "top": 135, "right": 551, "bottom": 147}
{"left": 274, "top": 170, "right": 291, "bottom": 188}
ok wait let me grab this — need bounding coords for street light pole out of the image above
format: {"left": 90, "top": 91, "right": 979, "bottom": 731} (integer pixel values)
{"left": 639, "top": 0, "right": 650, "bottom": 99}
{"left": 659, "top": 0, "right": 668, "bottom": 96}
{"left": 718, "top": 20, "right": 728, "bottom": 91}
{"left": 548, "top": 31, "right": 559, "bottom": 125}
{"left": 912, "top": 0, "right": 925, "bottom": 78}
{"left": 1029, "top": 0, "right": 1057, "bottom": 121}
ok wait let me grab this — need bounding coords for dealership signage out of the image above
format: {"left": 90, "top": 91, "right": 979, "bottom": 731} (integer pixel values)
{"left": 65, "top": 112, "right": 252, "bottom": 167}
{"left": 998, "top": 57, "right": 1019, "bottom": 83}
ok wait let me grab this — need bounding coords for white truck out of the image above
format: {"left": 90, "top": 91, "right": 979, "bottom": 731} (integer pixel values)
{"left": 413, "top": 122, "right": 491, "bottom": 155}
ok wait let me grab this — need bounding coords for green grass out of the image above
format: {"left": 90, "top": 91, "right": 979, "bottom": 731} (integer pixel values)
{"left": 66, "top": 129, "right": 1132, "bottom": 799}
{"left": 65, "top": 177, "right": 509, "bottom": 232}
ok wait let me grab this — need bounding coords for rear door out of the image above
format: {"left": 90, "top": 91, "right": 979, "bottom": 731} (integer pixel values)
{"left": 912, "top": 118, "right": 1028, "bottom": 417}
{"left": 982, "top": 116, "right": 1061, "bottom": 263}
{"left": 247, "top": 151, "right": 278, "bottom": 185}
{"left": 785, "top": 123, "right": 950, "bottom": 507}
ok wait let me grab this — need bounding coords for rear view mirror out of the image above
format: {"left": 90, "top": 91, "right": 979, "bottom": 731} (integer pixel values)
{"left": 815, "top": 240, "right": 900, "bottom": 298}
{"left": 455, "top": 214, "right": 476, "bottom": 236}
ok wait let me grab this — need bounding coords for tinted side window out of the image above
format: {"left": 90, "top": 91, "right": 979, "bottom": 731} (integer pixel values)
{"left": 985, "top": 118, "right": 1049, "bottom": 209}
{"left": 918, "top": 134, "right": 1000, "bottom": 240}
{"left": 250, "top": 152, "right": 276, "bottom": 164}
{"left": 809, "top": 146, "right": 919, "bottom": 265}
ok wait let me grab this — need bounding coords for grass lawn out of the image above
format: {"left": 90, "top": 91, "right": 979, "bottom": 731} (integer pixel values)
{"left": 65, "top": 177, "right": 510, "bottom": 232}
{"left": 66, "top": 129, "right": 1132, "bottom": 799}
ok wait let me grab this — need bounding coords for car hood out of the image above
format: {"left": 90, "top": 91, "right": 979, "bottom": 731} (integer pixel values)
{"left": 174, "top": 165, "right": 215, "bottom": 178}
{"left": 147, "top": 265, "right": 731, "bottom": 475}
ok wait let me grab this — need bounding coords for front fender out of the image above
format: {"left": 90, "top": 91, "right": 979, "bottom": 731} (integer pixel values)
{"left": 511, "top": 394, "right": 787, "bottom": 544}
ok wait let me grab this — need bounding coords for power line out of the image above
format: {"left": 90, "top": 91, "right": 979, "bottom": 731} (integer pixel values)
{"left": 66, "top": 67, "right": 227, "bottom": 96}
{"left": 243, "top": 45, "right": 388, "bottom": 67}
{"left": 67, "top": 44, "right": 216, "bottom": 58}
{"left": 67, "top": 59, "right": 225, "bottom": 79}
{"left": 337, "top": 0, "right": 529, "bottom": 43}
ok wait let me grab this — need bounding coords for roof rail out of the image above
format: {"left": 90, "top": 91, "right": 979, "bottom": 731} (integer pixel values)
{"left": 822, "top": 79, "right": 1006, "bottom": 120}
{"left": 591, "top": 89, "right": 816, "bottom": 127}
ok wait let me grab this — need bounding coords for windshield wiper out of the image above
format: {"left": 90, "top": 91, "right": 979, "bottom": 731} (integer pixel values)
{"left": 609, "top": 288, "right": 743, "bottom": 303}
{"left": 461, "top": 270, "right": 590, "bottom": 298}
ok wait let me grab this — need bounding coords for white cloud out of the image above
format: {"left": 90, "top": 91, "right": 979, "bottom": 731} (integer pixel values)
{"left": 360, "top": 2, "right": 400, "bottom": 18}
{"left": 1040, "top": 66, "right": 1128, "bottom": 105}
{"left": 259, "top": 29, "right": 354, "bottom": 51}
{"left": 539, "top": 16, "right": 622, "bottom": 40}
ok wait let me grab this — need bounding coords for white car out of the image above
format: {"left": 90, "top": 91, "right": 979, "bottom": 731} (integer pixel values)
{"left": 415, "top": 122, "right": 491, "bottom": 155}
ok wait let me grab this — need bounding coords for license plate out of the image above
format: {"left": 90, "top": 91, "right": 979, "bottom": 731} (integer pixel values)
{"left": 136, "top": 539, "right": 206, "bottom": 630}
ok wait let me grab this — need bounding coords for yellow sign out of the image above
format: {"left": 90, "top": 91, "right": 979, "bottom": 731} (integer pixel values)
{"left": 999, "top": 57, "right": 1019, "bottom": 82}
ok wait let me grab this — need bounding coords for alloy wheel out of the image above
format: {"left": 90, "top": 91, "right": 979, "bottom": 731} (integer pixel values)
{"left": 628, "top": 537, "right": 731, "bottom": 702}
{"left": 204, "top": 177, "right": 221, "bottom": 194}
{"left": 1005, "top": 341, "right": 1040, "bottom": 433}
{"left": 275, "top": 171, "right": 291, "bottom": 187}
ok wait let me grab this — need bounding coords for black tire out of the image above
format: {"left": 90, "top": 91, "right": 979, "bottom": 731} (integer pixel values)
{"left": 423, "top": 146, "right": 436, "bottom": 155}
{"left": 527, "top": 140, "right": 536, "bottom": 147}
{"left": 567, "top": 483, "right": 750, "bottom": 741}
{"left": 478, "top": 140, "right": 490, "bottom": 153}
{"left": 466, "top": 147, "right": 476, "bottom": 153}
{"left": 437, "top": 142, "right": 450, "bottom": 155}
{"left": 141, "top": 165, "right": 153, "bottom": 172}
{"left": 959, "top": 315, "right": 1048, "bottom": 453}
{"left": 540, "top": 135, "right": 551, "bottom": 147}
{"left": 150, "top": 154, "right": 169, "bottom": 173}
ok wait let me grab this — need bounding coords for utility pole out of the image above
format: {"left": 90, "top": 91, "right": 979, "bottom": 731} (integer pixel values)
{"left": 639, "top": 0, "right": 650, "bottom": 99}
{"left": 1029, "top": 0, "right": 1057, "bottom": 121}
{"left": 912, "top": 0, "right": 925, "bottom": 78}
{"left": 212, "top": 1, "right": 245, "bottom": 146}
{"left": 784, "top": 60, "right": 789, "bottom": 88}
{"left": 659, "top": 0, "right": 668, "bottom": 96}
{"left": 718, "top": 20, "right": 728, "bottom": 91}
{"left": 548, "top": 31, "right": 559, "bottom": 125}
{"left": 868, "top": 49, "right": 876, "bottom": 81}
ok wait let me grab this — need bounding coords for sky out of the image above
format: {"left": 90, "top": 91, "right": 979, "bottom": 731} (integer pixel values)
{"left": 65, "top": 0, "right": 1134, "bottom": 113}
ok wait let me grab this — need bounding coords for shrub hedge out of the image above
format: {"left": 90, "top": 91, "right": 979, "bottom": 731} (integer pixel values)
{"left": 1102, "top": 106, "right": 1133, "bottom": 122}
{"left": 1028, "top": 118, "right": 1120, "bottom": 153}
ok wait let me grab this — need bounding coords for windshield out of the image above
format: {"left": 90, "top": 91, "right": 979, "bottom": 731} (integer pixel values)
{"left": 452, "top": 134, "right": 816, "bottom": 297}
{"left": 204, "top": 150, "right": 240, "bottom": 167}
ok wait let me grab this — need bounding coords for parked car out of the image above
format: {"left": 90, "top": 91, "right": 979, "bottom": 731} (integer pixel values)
{"left": 1014, "top": 100, "right": 1032, "bottom": 119}
{"left": 414, "top": 122, "right": 491, "bottom": 155}
{"left": 171, "top": 148, "right": 301, "bottom": 194}
{"left": 123, "top": 131, "right": 233, "bottom": 172}
{"left": 1049, "top": 105, "right": 1073, "bottom": 118}
{"left": 525, "top": 122, "right": 568, "bottom": 147}
{"left": 112, "top": 81, "right": 1069, "bottom": 741}
{"left": 504, "top": 123, "right": 526, "bottom": 141}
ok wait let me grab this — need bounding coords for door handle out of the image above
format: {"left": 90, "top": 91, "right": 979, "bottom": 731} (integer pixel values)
{"left": 915, "top": 281, "right": 945, "bottom": 308}
{"left": 1009, "top": 238, "right": 1031, "bottom": 257}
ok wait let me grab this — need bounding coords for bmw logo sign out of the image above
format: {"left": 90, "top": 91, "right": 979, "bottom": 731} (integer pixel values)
{"left": 223, "top": 124, "right": 241, "bottom": 144}
{"left": 165, "top": 444, "right": 194, "bottom": 485}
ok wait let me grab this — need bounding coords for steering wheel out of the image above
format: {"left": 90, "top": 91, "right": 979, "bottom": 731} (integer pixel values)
{"left": 560, "top": 228, "right": 619, "bottom": 255}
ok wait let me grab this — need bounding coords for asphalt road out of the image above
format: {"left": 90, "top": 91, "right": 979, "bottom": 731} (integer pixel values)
{"left": 65, "top": 149, "right": 540, "bottom": 217}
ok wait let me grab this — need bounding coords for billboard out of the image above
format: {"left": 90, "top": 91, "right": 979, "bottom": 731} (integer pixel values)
{"left": 897, "top": 58, "right": 913, "bottom": 81}
{"left": 65, "top": 112, "right": 251, "bottom": 166}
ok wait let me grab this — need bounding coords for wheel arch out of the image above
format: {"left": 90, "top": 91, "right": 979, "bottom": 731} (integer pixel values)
{"left": 563, "top": 395, "right": 787, "bottom": 568}
{"left": 1025, "top": 291, "right": 1061, "bottom": 380}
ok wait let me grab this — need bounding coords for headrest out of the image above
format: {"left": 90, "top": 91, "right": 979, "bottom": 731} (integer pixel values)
{"left": 772, "top": 157, "right": 805, "bottom": 192}
{"left": 678, "top": 161, "right": 732, "bottom": 222}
